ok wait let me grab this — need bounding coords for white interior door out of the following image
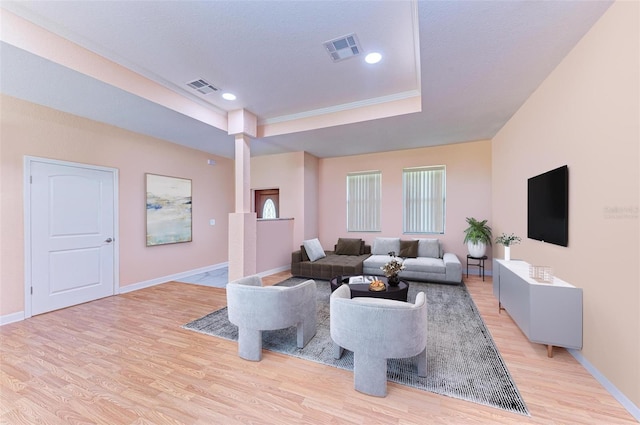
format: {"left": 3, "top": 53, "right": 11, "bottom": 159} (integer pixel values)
{"left": 29, "top": 159, "right": 116, "bottom": 316}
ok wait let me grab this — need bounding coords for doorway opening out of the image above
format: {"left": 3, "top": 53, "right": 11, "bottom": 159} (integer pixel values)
{"left": 254, "top": 189, "right": 279, "bottom": 219}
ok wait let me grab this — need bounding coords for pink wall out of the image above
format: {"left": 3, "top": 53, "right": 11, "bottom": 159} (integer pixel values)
{"left": 0, "top": 95, "right": 234, "bottom": 317}
{"left": 492, "top": 1, "right": 639, "bottom": 406}
{"left": 256, "top": 219, "right": 294, "bottom": 273}
{"left": 251, "top": 152, "right": 308, "bottom": 251}
{"left": 317, "top": 140, "right": 492, "bottom": 265}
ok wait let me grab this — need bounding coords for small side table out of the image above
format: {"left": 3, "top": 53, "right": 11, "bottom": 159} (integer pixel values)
{"left": 466, "top": 255, "right": 488, "bottom": 281}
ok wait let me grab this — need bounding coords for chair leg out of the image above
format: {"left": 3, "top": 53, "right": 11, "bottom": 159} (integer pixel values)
{"left": 333, "top": 342, "right": 344, "bottom": 359}
{"left": 237, "top": 328, "right": 262, "bottom": 361}
{"left": 297, "top": 316, "right": 317, "bottom": 348}
{"left": 415, "top": 347, "right": 427, "bottom": 377}
{"left": 353, "top": 353, "right": 387, "bottom": 397}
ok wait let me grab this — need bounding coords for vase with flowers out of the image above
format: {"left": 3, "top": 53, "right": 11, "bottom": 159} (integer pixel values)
{"left": 381, "top": 251, "right": 405, "bottom": 286}
{"left": 495, "top": 233, "right": 522, "bottom": 261}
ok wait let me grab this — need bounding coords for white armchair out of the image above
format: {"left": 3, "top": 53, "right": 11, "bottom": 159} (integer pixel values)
{"left": 226, "top": 275, "right": 317, "bottom": 361}
{"left": 330, "top": 284, "right": 427, "bottom": 396}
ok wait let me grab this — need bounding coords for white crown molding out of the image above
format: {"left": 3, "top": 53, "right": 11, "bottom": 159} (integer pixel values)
{"left": 259, "top": 90, "right": 421, "bottom": 126}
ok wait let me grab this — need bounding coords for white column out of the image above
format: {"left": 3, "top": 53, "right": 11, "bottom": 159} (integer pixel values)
{"left": 234, "top": 134, "right": 251, "bottom": 213}
{"left": 227, "top": 109, "right": 258, "bottom": 281}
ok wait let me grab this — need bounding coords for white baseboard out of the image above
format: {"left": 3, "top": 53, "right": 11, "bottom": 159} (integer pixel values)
{"left": 0, "top": 311, "right": 25, "bottom": 326}
{"left": 2, "top": 263, "right": 231, "bottom": 324}
{"left": 118, "top": 263, "right": 229, "bottom": 294}
{"left": 257, "top": 265, "right": 291, "bottom": 278}
{"left": 568, "top": 349, "right": 640, "bottom": 422}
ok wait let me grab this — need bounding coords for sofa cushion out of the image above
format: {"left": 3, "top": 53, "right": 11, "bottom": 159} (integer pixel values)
{"left": 303, "top": 238, "right": 326, "bottom": 262}
{"left": 415, "top": 238, "right": 441, "bottom": 258}
{"left": 363, "top": 254, "right": 401, "bottom": 270}
{"left": 335, "top": 238, "right": 363, "bottom": 256}
{"left": 399, "top": 240, "right": 419, "bottom": 258}
{"left": 402, "top": 257, "right": 446, "bottom": 274}
{"left": 299, "top": 245, "right": 310, "bottom": 261}
{"left": 372, "top": 237, "right": 401, "bottom": 256}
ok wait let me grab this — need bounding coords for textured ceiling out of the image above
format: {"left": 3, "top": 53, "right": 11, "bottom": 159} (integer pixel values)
{"left": 0, "top": 1, "right": 612, "bottom": 159}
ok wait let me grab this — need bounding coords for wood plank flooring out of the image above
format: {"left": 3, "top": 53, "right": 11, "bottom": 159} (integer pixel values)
{"left": 1, "top": 272, "right": 637, "bottom": 424}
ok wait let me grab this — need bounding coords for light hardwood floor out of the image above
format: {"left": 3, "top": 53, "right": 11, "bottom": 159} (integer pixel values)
{"left": 1, "top": 273, "right": 637, "bottom": 424}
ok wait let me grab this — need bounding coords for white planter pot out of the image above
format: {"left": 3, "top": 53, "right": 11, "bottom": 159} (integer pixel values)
{"left": 467, "top": 241, "right": 487, "bottom": 258}
{"left": 504, "top": 246, "right": 511, "bottom": 261}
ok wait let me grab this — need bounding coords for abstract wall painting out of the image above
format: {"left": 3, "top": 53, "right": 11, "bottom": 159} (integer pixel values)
{"left": 146, "top": 173, "right": 192, "bottom": 246}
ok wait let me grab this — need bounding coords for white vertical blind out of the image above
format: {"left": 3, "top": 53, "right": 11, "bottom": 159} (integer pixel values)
{"left": 403, "top": 166, "right": 445, "bottom": 233}
{"left": 347, "top": 171, "right": 381, "bottom": 232}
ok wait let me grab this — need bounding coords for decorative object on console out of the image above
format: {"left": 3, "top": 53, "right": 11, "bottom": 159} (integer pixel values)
{"left": 495, "top": 233, "right": 522, "bottom": 261}
{"left": 463, "top": 217, "right": 492, "bottom": 258}
{"left": 529, "top": 265, "right": 554, "bottom": 283}
{"left": 381, "top": 251, "right": 404, "bottom": 286}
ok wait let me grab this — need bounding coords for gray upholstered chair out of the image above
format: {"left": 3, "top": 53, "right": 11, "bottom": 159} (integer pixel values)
{"left": 226, "top": 274, "right": 317, "bottom": 361}
{"left": 330, "top": 284, "right": 427, "bottom": 397}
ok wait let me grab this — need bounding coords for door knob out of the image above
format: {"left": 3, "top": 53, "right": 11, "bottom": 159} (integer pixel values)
{"left": 105, "top": 237, "right": 113, "bottom": 243}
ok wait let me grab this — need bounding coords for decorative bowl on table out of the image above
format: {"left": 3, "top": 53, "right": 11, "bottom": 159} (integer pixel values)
{"left": 368, "top": 279, "right": 386, "bottom": 292}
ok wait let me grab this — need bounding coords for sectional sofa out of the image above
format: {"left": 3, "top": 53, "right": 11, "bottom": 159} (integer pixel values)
{"left": 291, "top": 237, "right": 462, "bottom": 284}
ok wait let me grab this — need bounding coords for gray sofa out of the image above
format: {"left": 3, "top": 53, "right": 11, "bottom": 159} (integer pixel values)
{"left": 363, "top": 237, "right": 462, "bottom": 284}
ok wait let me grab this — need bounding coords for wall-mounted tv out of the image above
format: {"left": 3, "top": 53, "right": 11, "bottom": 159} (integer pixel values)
{"left": 527, "top": 165, "right": 569, "bottom": 247}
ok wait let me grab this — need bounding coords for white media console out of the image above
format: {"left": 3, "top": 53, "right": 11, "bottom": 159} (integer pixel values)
{"left": 492, "top": 259, "right": 583, "bottom": 357}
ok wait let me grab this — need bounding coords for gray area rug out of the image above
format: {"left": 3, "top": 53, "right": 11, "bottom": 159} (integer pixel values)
{"left": 183, "top": 278, "right": 529, "bottom": 416}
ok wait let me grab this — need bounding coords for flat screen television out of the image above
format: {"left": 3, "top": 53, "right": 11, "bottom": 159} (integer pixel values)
{"left": 527, "top": 165, "right": 569, "bottom": 247}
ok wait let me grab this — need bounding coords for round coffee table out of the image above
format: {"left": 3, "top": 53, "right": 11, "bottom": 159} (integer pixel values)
{"left": 329, "top": 275, "right": 409, "bottom": 302}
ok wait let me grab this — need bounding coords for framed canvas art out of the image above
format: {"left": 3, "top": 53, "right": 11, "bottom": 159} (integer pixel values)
{"left": 146, "top": 173, "right": 192, "bottom": 246}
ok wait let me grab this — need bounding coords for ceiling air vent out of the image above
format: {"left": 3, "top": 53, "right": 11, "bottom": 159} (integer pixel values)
{"left": 323, "top": 33, "right": 361, "bottom": 62}
{"left": 186, "top": 78, "right": 219, "bottom": 95}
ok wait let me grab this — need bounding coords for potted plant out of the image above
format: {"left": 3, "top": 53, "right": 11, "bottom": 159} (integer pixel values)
{"left": 463, "top": 217, "right": 492, "bottom": 258}
{"left": 495, "top": 233, "right": 521, "bottom": 261}
{"left": 381, "top": 251, "right": 405, "bottom": 286}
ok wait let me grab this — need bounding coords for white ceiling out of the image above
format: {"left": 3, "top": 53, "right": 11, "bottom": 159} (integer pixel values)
{"left": 0, "top": 1, "right": 612, "bottom": 159}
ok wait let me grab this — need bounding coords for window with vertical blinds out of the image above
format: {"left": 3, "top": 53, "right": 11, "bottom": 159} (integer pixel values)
{"left": 347, "top": 171, "right": 381, "bottom": 232}
{"left": 403, "top": 166, "right": 446, "bottom": 234}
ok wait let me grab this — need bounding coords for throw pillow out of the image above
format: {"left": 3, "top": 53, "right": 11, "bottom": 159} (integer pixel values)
{"left": 399, "top": 240, "right": 419, "bottom": 258}
{"left": 415, "top": 238, "right": 440, "bottom": 258}
{"left": 372, "top": 237, "right": 401, "bottom": 255}
{"left": 303, "top": 238, "right": 326, "bottom": 262}
{"left": 335, "top": 238, "right": 362, "bottom": 256}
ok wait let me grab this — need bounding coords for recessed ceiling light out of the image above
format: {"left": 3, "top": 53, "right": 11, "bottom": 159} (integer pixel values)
{"left": 222, "top": 93, "right": 236, "bottom": 101}
{"left": 365, "top": 52, "right": 382, "bottom": 64}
